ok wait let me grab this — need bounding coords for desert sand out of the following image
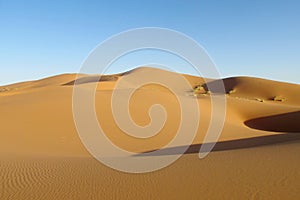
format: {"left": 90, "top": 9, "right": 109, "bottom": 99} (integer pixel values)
{"left": 0, "top": 67, "right": 299, "bottom": 199}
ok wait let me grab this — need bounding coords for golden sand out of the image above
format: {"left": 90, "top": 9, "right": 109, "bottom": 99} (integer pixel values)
{"left": 0, "top": 67, "right": 299, "bottom": 199}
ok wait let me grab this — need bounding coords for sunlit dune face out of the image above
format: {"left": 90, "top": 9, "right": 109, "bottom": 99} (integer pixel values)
{"left": 95, "top": 83, "right": 181, "bottom": 153}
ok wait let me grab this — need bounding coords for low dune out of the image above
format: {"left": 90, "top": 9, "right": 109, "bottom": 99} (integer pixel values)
{"left": 0, "top": 67, "right": 299, "bottom": 199}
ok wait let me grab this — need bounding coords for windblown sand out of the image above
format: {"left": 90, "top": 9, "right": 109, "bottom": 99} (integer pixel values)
{"left": 0, "top": 67, "right": 299, "bottom": 199}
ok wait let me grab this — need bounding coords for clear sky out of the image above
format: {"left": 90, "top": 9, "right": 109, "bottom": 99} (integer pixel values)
{"left": 1, "top": 0, "right": 300, "bottom": 85}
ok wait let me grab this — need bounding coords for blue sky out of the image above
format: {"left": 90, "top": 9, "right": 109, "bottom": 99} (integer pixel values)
{"left": 0, "top": 0, "right": 300, "bottom": 85}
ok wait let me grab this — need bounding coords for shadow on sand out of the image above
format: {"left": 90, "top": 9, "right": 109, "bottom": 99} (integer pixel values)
{"left": 62, "top": 75, "right": 119, "bottom": 86}
{"left": 136, "top": 111, "right": 300, "bottom": 156}
{"left": 245, "top": 111, "right": 300, "bottom": 133}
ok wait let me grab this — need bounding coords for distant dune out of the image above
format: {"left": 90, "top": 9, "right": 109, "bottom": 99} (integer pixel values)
{"left": 0, "top": 67, "right": 299, "bottom": 199}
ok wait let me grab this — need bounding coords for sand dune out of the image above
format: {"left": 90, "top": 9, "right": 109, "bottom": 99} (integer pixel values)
{"left": 0, "top": 67, "right": 299, "bottom": 199}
